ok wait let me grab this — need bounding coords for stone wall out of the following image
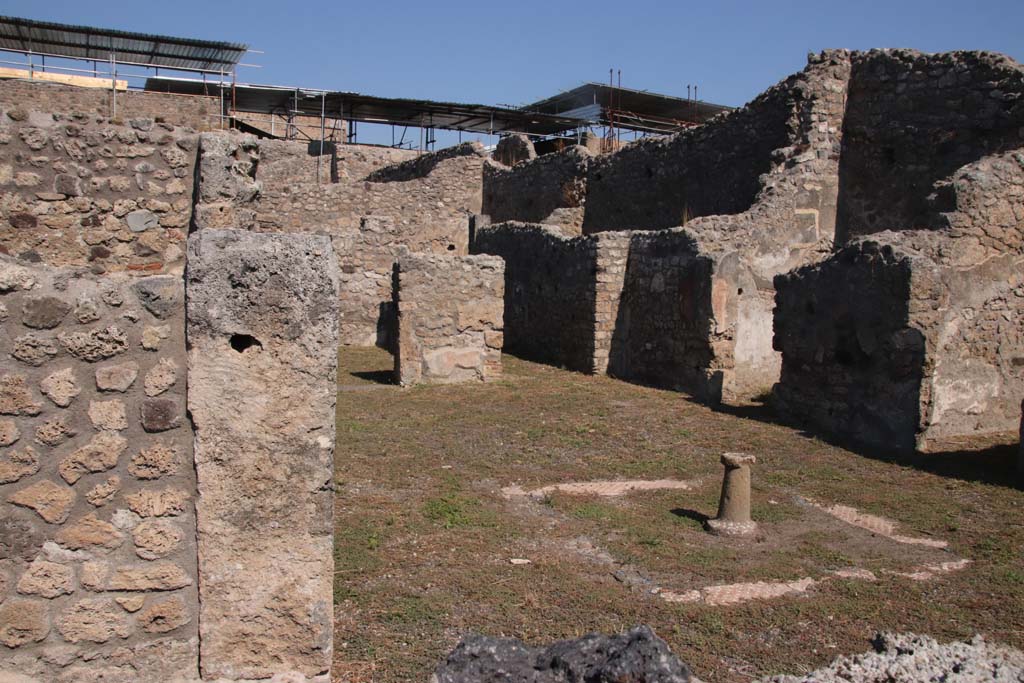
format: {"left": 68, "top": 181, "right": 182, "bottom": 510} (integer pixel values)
{"left": 836, "top": 50, "right": 1024, "bottom": 242}
{"left": 393, "top": 252, "right": 504, "bottom": 385}
{"left": 774, "top": 150, "right": 1024, "bottom": 451}
{"left": 365, "top": 142, "right": 482, "bottom": 182}
{"left": 194, "top": 133, "right": 484, "bottom": 345}
{"left": 493, "top": 133, "right": 536, "bottom": 166}
{"left": 482, "top": 146, "right": 591, "bottom": 234}
{"left": 475, "top": 52, "right": 849, "bottom": 402}
{"left": 584, "top": 51, "right": 851, "bottom": 235}
{"left": 0, "top": 257, "right": 196, "bottom": 682}
{"left": 0, "top": 80, "right": 220, "bottom": 132}
{"left": 186, "top": 230, "right": 337, "bottom": 681}
{"left": 256, "top": 139, "right": 418, "bottom": 186}
{"left": 0, "top": 107, "right": 196, "bottom": 274}
{"left": 472, "top": 222, "right": 626, "bottom": 374}
{"left": 581, "top": 51, "right": 851, "bottom": 233}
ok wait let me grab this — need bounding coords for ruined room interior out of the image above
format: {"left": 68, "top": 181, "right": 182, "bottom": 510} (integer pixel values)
{"left": 0, "top": 13, "right": 1022, "bottom": 683}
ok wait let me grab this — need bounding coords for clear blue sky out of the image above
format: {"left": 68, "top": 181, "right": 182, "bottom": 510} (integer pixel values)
{"left": 5, "top": 0, "right": 1022, "bottom": 145}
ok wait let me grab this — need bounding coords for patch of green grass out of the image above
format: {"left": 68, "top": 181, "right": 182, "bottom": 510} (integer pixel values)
{"left": 337, "top": 418, "right": 370, "bottom": 434}
{"left": 567, "top": 500, "right": 624, "bottom": 523}
{"left": 384, "top": 595, "right": 445, "bottom": 626}
{"left": 422, "top": 494, "right": 497, "bottom": 528}
{"left": 753, "top": 500, "right": 802, "bottom": 524}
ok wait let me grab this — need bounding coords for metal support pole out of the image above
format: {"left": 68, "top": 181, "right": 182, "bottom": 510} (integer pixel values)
{"left": 109, "top": 52, "right": 116, "bottom": 120}
{"left": 317, "top": 91, "right": 326, "bottom": 184}
{"left": 219, "top": 72, "right": 226, "bottom": 130}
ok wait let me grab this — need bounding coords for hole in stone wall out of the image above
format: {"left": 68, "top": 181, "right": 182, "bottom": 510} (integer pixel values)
{"left": 737, "top": 288, "right": 744, "bottom": 296}
{"left": 447, "top": 244, "right": 456, "bottom": 251}
{"left": 229, "top": 334, "right": 262, "bottom": 353}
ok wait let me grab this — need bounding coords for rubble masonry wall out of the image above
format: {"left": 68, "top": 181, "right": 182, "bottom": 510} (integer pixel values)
{"left": 835, "top": 49, "right": 1024, "bottom": 242}
{"left": 394, "top": 252, "right": 504, "bottom": 385}
{"left": 0, "top": 258, "right": 197, "bottom": 681}
{"left": 0, "top": 80, "right": 221, "bottom": 132}
{"left": 194, "top": 134, "right": 484, "bottom": 346}
{"left": 0, "top": 107, "right": 196, "bottom": 274}
{"left": 472, "top": 222, "right": 627, "bottom": 374}
{"left": 482, "top": 146, "right": 591, "bottom": 234}
{"left": 775, "top": 149, "right": 1024, "bottom": 450}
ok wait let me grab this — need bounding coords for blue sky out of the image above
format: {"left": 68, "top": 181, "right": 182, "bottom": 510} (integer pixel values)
{"left": 4, "top": 0, "right": 1022, "bottom": 146}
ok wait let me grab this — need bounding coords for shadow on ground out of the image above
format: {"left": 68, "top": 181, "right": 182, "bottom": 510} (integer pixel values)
{"left": 350, "top": 370, "right": 397, "bottom": 385}
{"left": 704, "top": 397, "right": 1023, "bottom": 491}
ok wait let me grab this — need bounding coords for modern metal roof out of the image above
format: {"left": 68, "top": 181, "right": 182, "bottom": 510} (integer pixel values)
{"left": 525, "top": 83, "right": 733, "bottom": 134}
{"left": 145, "top": 78, "right": 584, "bottom": 136}
{"left": 0, "top": 16, "right": 248, "bottom": 73}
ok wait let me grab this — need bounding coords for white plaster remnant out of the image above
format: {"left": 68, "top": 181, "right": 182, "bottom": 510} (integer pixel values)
{"left": 502, "top": 478, "right": 698, "bottom": 499}
{"left": 800, "top": 497, "right": 949, "bottom": 548}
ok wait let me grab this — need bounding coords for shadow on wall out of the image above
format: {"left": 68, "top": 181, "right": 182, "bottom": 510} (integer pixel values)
{"left": 771, "top": 246, "right": 926, "bottom": 453}
{"left": 834, "top": 51, "right": 1024, "bottom": 243}
{"left": 580, "top": 74, "right": 795, "bottom": 233}
{"left": 607, "top": 232, "right": 722, "bottom": 402}
{"left": 305, "top": 140, "right": 339, "bottom": 183}
{"left": 499, "top": 253, "right": 597, "bottom": 372}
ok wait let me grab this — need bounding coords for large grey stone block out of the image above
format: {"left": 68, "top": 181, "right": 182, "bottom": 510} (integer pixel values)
{"left": 186, "top": 229, "right": 338, "bottom": 681}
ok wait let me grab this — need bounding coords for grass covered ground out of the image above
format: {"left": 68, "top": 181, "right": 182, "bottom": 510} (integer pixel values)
{"left": 332, "top": 347, "right": 1024, "bottom": 682}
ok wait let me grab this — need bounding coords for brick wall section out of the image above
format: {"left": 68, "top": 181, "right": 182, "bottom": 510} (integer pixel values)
{"left": 774, "top": 150, "right": 1024, "bottom": 451}
{"left": 0, "top": 80, "right": 220, "bottom": 132}
{"left": 0, "top": 107, "right": 196, "bottom": 274}
{"left": 0, "top": 257, "right": 196, "bottom": 681}
{"left": 393, "top": 252, "right": 504, "bottom": 385}
{"left": 194, "top": 133, "right": 484, "bottom": 346}
{"left": 836, "top": 50, "right": 1024, "bottom": 242}
{"left": 482, "top": 146, "right": 592, "bottom": 234}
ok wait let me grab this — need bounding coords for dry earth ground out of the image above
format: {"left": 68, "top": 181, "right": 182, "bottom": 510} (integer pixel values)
{"left": 333, "top": 347, "right": 1024, "bottom": 682}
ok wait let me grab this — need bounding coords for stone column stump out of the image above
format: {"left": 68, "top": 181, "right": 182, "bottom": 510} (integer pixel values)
{"left": 705, "top": 452, "right": 758, "bottom": 537}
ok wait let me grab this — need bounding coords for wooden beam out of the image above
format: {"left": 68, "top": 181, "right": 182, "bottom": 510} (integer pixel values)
{"left": 0, "top": 67, "right": 128, "bottom": 91}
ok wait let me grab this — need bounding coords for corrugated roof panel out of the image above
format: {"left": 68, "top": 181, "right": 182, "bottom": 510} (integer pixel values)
{"left": 0, "top": 15, "right": 247, "bottom": 72}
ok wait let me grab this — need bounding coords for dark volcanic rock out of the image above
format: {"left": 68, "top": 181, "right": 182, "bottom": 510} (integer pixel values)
{"left": 432, "top": 625, "right": 693, "bottom": 683}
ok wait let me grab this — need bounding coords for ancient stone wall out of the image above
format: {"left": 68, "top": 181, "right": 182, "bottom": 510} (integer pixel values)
{"left": 255, "top": 139, "right": 418, "bottom": 186}
{"left": 836, "top": 50, "right": 1024, "bottom": 242}
{"left": 186, "top": 229, "right": 337, "bottom": 681}
{"left": 605, "top": 226, "right": 786, "bottom": 402}
{"left": 472, "top": 222, "right": 625, "bottom": 373}
{"left": 365, "top": 142, "right": 483, "bottom": 182}
{"left": 493, "top": 133, "right": 536, "bottom": 166}
{"left": 0, "top": 257, "right": 196, "bottom": 682}
{"left": 194, "top": 133, "right": 483, "bottom": 345}
{"left": 482, "top": 146, "right": 591, "bottom": 234}
{"left": 0, "top": 80, "right": 220, "bottom": 132}
{"left": 393, "top": 252, "right": 504, "bottom": 385}
{"left": 581, "top": 51, "right": 850, "bottom": 233}
{"left": 473, "top": 53, "right": 848, "bottom": 402}
{"left": 0, "top": 107, "right": 196, "bottom": 274}
{"left": 775, "top": 150, "right": 1024, "bottom": 451}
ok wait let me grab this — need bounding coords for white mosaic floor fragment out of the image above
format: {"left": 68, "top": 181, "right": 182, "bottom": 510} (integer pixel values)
{"left": 502, "top": 478, "right": 697, "bottom": 499}
{"left": 884, "top": 559, "right": 972, "bottom": 581}
{"left": 656, "top": 559, "right": 970, "bottom": 607}
{"left": 660, "top": 577, "right": 820, "bottom": 606}
{"left": 801, "top": 498, "right": 949, "bottom": 548}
